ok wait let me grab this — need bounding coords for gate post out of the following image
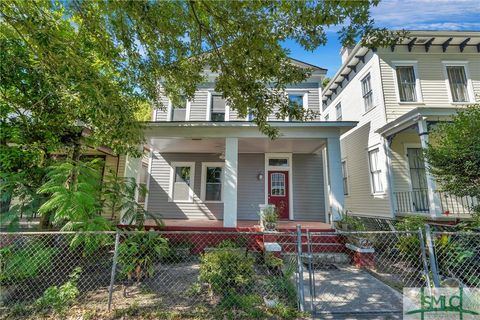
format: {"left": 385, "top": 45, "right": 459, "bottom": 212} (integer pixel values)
{"left": 424, "top": 224, "right": 440, "bottom": 287}
{"left": 296, "top": 225, "right": 305, "bottom": 312}
{"left": 418, "top": 228, "right": 432, "bottom": 292}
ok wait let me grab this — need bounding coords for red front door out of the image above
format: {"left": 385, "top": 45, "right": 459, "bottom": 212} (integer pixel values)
{"left": 268, "top": 170, "right": 289, "bottom": 219}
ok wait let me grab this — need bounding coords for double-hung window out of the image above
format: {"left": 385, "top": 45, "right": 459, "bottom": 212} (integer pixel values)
{"left": 341, "top": 161, "right": 348, "bottom": 195}
{"left": 137, "top": 161, "right": 149, "bottom": 205}
{"left": 201, "top": 163, "right": 224, "bottom": 202}
{"left": 335, "top": 103, "right": 342, "bottom": 120}
{"left": 396, "top": 66, "right": 418, "bottom": 102}
{"left": 368, "top": 149, "right": 383, "bottom": 193}
{"left": 171, "top": 96, "right": 187, "bottom": 121}
{"left": 211, "top": 94, "right": 226, "bottom": 121}
{"left": 288, "top": 93, "right": 306, "bottom": 121}
{"left": 170, "top": 162, "right": 194, "bottom": 202}
{"left": 446, "top": 65, "right": 470, "bottom": 102}
{"left": 361, "top": 73, "right": 373, "bottom": 112}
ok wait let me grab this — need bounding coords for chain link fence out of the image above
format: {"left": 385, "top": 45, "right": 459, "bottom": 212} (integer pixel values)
{"left": 0, "top": 228, "right": 479, "bottom": 318}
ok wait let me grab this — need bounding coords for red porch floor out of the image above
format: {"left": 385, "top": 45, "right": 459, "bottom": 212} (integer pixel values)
{"left": 145, "top": 219, "right": 334, "bottom": 232}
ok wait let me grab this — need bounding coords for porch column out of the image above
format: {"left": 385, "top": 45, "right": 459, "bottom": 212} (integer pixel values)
{"left": 223, "top": 138, "right": 238, "bottom": 227}
{"left": 418, "top": 119, "right": 442, "bottom": 217}
{"left": 326, "top": 137, "right": 345, "bottom": 221}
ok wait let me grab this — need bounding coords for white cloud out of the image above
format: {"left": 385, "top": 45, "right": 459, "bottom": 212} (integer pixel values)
{"left": 371, "top": 0, "right": 480, "bottom": 30}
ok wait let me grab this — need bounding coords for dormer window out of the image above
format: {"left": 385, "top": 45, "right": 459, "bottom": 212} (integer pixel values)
{"left": 211, "top": 94, "right": 226, "bottom": 121}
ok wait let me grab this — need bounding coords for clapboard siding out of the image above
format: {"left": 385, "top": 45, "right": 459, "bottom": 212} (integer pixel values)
{"left": 189, "top": 91, "right": 208, "bottom": 120}
{"left": 379, "top": 46, "right": 480, "bottom": 122}
{"left": 148, "top": 153, "right": 224, "bottom": 220}
{"left": 237, "top": 154, "right": 265, "bottom": 219}
{"left": 292, "top": 154, "right": 326, "bottom": 221}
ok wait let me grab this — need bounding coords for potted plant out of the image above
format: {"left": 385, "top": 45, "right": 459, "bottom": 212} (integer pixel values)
{"left": 261, "top": 206, "right": 279, "bottom": 231}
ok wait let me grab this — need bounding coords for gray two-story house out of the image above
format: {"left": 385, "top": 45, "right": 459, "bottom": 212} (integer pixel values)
{"left": 122, "top": 59, "right": 356, "bottom": 228}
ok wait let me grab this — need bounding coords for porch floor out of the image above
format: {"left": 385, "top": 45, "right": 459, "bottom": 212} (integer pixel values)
{"left": 149, "top": 219, "right": 333, "bottom": 232}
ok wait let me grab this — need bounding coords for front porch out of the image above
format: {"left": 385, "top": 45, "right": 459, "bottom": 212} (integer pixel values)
{"left": 379, "top": 107, "right": 477, "bottom": 220}
{"left": 125, "top": 121, "right": 356, "bottom": 228}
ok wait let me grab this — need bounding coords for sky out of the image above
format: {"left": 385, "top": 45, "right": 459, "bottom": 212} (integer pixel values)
{"left": 285, "top": 0, "right": 480, "bottom": 77}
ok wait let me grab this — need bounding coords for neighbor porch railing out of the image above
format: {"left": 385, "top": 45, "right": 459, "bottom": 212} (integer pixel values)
{"left": 394, "top": 189, "right": 478, "bottom": 217}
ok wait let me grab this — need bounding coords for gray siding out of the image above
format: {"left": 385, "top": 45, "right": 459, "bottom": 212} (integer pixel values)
{"left": 148, "top": 153, "right": 224, "bottom": 220}
{"left": 237, "top": 154, "right": 265, "bottom": 219}
{"left": 292, "top": 154, "right": 326, "bottom": 221}
{"left": 189, "top": 91, "right": 208, "bottom": 120}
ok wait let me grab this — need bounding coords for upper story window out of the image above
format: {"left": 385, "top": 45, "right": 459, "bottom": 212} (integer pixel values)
{"left": 335, "top": 103, "right": 342, "bottom": 120}
{"left": 211, "top": 94, "right": 226, "bottom": 121}
{"left": 396, "top": 66, "right": 418, "bottom": 102}
{"left": 288, "top": 93, "right": 306, "bottom": 121}
{"left": 171, "top": 95, "right": 187, "bottom": 121}
{"left": 169, "top": 162, "right": 194, "bottom": 202}
{"left": 368, "top": 148, "right": 383, "bottom": 194}
{"left": 361, "top": 73, "right": 373, "bottom": 112}
{"left": 446, "top": 65, "right": 469, "bottom": 102}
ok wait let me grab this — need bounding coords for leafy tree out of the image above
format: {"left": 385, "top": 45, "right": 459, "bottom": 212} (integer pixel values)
{"left": 425, "top": 104, "right": 480, "bottom": 224}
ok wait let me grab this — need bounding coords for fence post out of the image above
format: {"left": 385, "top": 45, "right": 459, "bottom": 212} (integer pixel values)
{"left": 108, "top": 231, "right": 120, "bottom": 311}
{"left": 306, "top": 230, "right": 314, "bottom": 316}
{"left": 424, "top": 224, "right": 440, "bottom": 287}
{"left": 296, "top": 225, "right": 305, "bottom": 312}
{"left": 418, "top": 228, "right": 432, "bottom": 292}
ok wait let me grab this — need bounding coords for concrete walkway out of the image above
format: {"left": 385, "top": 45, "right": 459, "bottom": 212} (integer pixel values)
{"left": 302, "top": 265, "right": 403, "bottom": 319}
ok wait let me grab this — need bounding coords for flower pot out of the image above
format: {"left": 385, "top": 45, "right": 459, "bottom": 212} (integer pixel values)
{"left": 264, "top": 222, "right": 277, "bottom": 231}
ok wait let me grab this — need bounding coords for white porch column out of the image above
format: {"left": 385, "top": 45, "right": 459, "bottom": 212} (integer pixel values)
{"left": 326, "top": 137, "right": 345, "bottom": 221}
{"left": 223, "top": 138, "right": 238, "bottom": 227}
{"left": 418, "top": 119, "right": 442, "bottom": 217}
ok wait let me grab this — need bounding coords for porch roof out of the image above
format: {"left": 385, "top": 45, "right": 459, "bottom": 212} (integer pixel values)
{"left": 376, "top": 107, "right": 461, "bottom": 137}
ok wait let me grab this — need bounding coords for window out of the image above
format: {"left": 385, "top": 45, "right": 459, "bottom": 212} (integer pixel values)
{"left": 368, "top": 149, "right": 383, "bottom": 193}
{"left": 247, "top": 108, "right": 255, "bottom": 121}
{"left": 341, "top": 161, "right": 348, "bottom": 195}
{"left": 335, "top": 103, "right": 342, "bottom": 120}
{"left": 361, "top": 73, "right": 373, "bottom": 112}
{"left": 268, "top": 158, "right": 288, "bottom": 167}
{"left": 271, "top": 173, "right": 286, "bottom": 196}
{"left": 288, "top": 93, "right": 305, "bottom": 121}
{"left": 137, "top": 161, "right": 149, "bottom": 205}
{"left": 170, "top": 162, "right": 194, "bottom": 202}
{"left": 201, "top": 162, "right": 224, "bottom": 202}
{"left": 211, "top": 94, "right": 226, "bottom": 121}
{"left": 396, "top": 66, "right": 417, "bottom": 102}
{"left": 171, "top": 96, "right": 187, "bottom": 121}
{"left": 446, "top": 66, "right": 469, "bottom": 102}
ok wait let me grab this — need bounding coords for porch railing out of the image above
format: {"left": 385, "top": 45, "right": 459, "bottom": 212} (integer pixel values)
{"left": 394, "top": 190, "right": 429, "bottom": 214}
{"left": 394, "top": 189, "right": 478, "bottom": 217}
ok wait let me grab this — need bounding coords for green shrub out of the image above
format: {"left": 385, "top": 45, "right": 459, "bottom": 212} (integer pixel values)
{"left": 395, "top": 216, "right": 427, "bottom": 258}
{"left": 35, "top": 267, "right": 81, "bottom": 312}
{"left": 199, "top": 247, "right": 255, "bottom": 297}
{"left": 118, "top": 232, "right": 169, "bottom": 282}
{"left": 0, "top": 242, "right": 58, "bottom": 284}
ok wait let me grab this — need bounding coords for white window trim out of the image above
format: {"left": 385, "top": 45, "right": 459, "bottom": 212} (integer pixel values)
{"left": 168, "top": 161, "right": 195, "bottom": 203}
{"left": 167, "top": 98, "right": 190, "bottom": 121}
{"left": 442, "top": 61, "right": 475, "bottom": 104}
{"left": 367, "top": 147, "right": 385, "bottom": 196}
{"left": 360, "top": 72, "right": 374, "bottom": 113}
{"left": 200, "top": 162, "right": 225, "bottom": 203}
{"left": 264, "top": 153, "right": 294, "bottom": 220}
{"left": 285, "top": 90, "right": 309, "bottom": 122}
{"left": 205, "top": 91, "right": 212, "bottom": 121}
{"left": 335, "top": 102, "right": 342, "bottom": 120}
{"left": 392, "top": 61, "right": 424, "bottom": 104}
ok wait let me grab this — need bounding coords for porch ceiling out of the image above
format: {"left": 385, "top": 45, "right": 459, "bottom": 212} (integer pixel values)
{"left": 148, "top": 137, "right": 326, "bottom": 153}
